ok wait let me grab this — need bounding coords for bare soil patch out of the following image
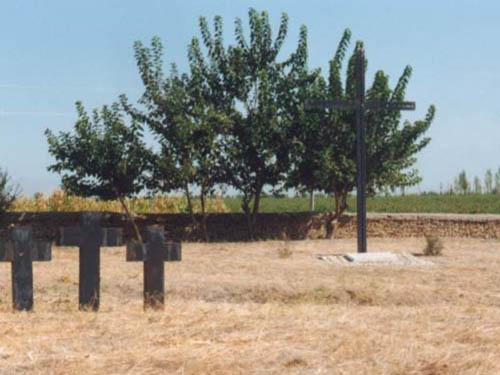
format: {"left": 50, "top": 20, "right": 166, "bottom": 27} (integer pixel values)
{"left": 1, "top": 237, "right": 500, "bottom": 374}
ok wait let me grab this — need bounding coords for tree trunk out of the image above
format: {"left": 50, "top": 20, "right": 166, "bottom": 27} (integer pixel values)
{"left": 184, "top": 182, "right": 198, "bottom": 227}
{"left": 325, "top": 191, "right": 347, "bottom": 239}
{"left": 199, "top": 185, "right": 209, "bottom": 242}
{"left": 117, "top": 195, "right": 143, "bottom": 243}
{"left": 249, "top": 185, "right": 263, "bottom": 240}
{"left": 241, "top": 193, "right": 254, "bottom": 240}
{"left": 309, "top": 189, "right": 315, "bottom": 211}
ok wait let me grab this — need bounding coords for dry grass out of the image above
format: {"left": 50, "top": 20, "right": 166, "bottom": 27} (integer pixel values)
{"left": 1, "top": 237, "right": 500, "bottom": 374}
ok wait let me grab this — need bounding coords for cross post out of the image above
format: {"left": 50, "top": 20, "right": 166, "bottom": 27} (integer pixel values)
{"left": 0, "top": 226, "right": 51, "bottom": 311}
{"left": 306, "top": 47, "right": 415, "bottom": 252}
{"left": 126, "top": 227, "right": 181, "bottom": 310}
{"left": 58, "top": 212, "right": 123, "bottom": 311}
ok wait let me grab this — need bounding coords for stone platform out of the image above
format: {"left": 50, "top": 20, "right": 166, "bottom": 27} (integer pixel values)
{"left": 316, "top": 252, "right": 434, "bottom": 266}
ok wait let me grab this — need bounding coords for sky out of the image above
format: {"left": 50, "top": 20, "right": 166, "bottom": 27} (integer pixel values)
{"left": 1, "top": 0, "right": 499, "bottom": 196}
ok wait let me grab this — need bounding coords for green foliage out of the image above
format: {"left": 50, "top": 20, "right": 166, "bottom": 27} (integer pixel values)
{"left": 120, "top": 35, "right": 234, "bottom": 240}
{"left": 0, "top": 168, "right": 21, "bottom": 214}
{"left": 473, "top": 176, "right": 482, "bottom": 194}
{"left": 45, "top": 102, "right": 150, "bottom": 201}
{"left": 456, "top": 170, "right": 470, "bottom": 194}
{"left": 287, "top": 31, "right": 435, "bottom": 230}
{"left": 196, "top": 9, "right": 310, "bottom": 237}
{"left": 484, "top": 169, "right": 493, "bottom": 194}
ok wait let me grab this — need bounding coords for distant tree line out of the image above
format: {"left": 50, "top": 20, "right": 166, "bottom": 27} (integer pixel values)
{"left": 445, "top": 168, "right": 500, "bottom": 195}
{"left": 44, "top": 9, "right": 435, "bottom": 239}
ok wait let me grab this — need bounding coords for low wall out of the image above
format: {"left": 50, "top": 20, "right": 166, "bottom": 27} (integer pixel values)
{"left": 2, "top": 211, "right": 500, "bottom": 241}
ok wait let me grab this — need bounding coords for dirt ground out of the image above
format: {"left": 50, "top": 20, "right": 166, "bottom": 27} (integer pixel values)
{"left": 1, "top": 237, "right": 499, "bottom": 374}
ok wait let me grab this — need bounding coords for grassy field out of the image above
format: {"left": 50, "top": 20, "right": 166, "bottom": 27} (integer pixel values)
{"left": 11, "top": 190, "right": 500, "bottom": 215}
{"left": 1, "top": 238, "right": 500, "bottom": 374}
{"left": 224, "top": 193, "right": 500, "bottom": 214}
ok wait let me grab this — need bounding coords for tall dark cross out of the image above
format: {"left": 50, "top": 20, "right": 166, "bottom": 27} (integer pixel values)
{"left": 58, "top": 212, "right": 123, "bottom": 311}
{"left": 0, "top": 226, "right": 52, "bottom": 311}
{"left": 306, "top": 47, "right": 415, "bottom": 252}
{"left": 126, "top": 227, "right": 181, "bottom": 310}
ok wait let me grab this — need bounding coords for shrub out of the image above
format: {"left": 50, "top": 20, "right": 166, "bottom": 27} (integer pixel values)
{"left": 0, "top": 168, "right": 21, "bottom": 214}
{"left": 423, "top": 235, "right": 444, "bottom": 256}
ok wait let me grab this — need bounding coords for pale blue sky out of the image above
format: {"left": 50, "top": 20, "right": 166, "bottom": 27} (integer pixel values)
{"left": 1, "top": 0, "right": 499, "bottom": 195}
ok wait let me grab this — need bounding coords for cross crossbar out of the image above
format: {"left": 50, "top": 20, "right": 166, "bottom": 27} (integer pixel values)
{"left": 0, "top": 238, "right": 51, "bottom": 262}
{"left": 306, "top": 99, "right": 415, "bottom": 111}
{"left": 58, "top": 226, "right": 123, "bottom": 247}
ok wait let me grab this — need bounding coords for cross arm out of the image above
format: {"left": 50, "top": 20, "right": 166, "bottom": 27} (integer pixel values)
{"left": 305, "top": 99, "right": 356, "bottom": 110}
{"left": 0, "top": 232, "right": 51, "bottom": 262}
{"left": 58, "top": 226, "right": 124, "bottom": 247}
{"left": 365, "top": 101, "right": 416, "bottom": 111}
{"left": 126, "top": 240, "right": 181, "bottom": 262}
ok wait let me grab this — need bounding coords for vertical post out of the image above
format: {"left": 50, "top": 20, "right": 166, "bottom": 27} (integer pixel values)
{"left": 143, "top": 228, "right": 165, "bottom": 309}
{"left": 355, "top": 48, "right": 367, "bottom": 253}
{"left": 11, "top": 226, "right": 35, "bottom": 311}
{"left": 79, "top": 212, "right": 102, "bottom": 311}
{"left": 309, "top": 189, "right": 315, "bottom": 211}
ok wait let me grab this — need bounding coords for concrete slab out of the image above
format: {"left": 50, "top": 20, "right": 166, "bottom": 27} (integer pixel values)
{"left": 316, "top": 252, "right": 434, "bottom": 267}
{"left": 344, "top": 252, "right": 400, "bottom": 263}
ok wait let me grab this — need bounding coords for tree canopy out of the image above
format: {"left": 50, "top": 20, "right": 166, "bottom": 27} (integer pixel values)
{"left": 44, "top": 8, "right": 436, "bottom": 239}
{"left": 45, "top": 101, "right": 151, "bottom": 240}
{"left": 287, "top": 35, "right": 435, "bottom": 235}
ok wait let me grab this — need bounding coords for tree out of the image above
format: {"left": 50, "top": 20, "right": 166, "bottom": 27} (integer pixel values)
{"left": 120, "top": 35, "right": 231, "bottom": 241}
{"left": 288, "top": 33, "right": 436, "bottom": 237}
{"left": 45, "top": 102, "right": 151, "bottom": 241}
{"left": 0, "top": 168, "right": 21, "bottom": 214}
{"left": 473, "top": 176, "right": 482, "bottom": 194}
{"left": 195, "top": 9, "right": 310, "bottom": 237}
{"left": 457, "top": 170, "right": 470, "bottom": 194}
{"left": 484, "top": 169, "right": 493, "bottom": 194}
{"left": 495, "top": 167, "right": 500, "bottom": 195}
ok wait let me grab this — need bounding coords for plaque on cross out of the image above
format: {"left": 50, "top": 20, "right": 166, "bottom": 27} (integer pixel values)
{"left": 126, "top": 227, "right": 181, "bottom": 310}
{"left": 306, "top": 47, "right": 415, "bottom": 253}
{"left": 0, "top": 226, "right": 52, "bottom": 311}
{"left": 58, "top": 212, "right": 124, "bottom": 311}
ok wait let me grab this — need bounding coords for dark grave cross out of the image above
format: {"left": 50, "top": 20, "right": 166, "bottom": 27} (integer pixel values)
{"left": 0, "top": 226, "right": 51, "bottom": 311}
{"left": 58, "top": 212, "right": 123, "bottom": 311}
{"left": 126, "top": 227, "right": 181, "bottom": 310}
{"left": 306, "top": 47, "right": 415, "bottom": 253}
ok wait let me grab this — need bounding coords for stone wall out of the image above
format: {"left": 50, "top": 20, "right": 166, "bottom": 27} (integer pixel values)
{"left": 2, "top": 211, "right": 500, "bottom": 241}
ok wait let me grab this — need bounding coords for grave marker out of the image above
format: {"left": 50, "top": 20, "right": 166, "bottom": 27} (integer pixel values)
{"left": 126, "top": 227, "right": 181, "bottom": 310}
{"left": 58, "top": 212, "right": 123, "bottom": 311}
{"left": 306, "top": 47, "right": 415, "bottom": 253}
{"left": 0, "top": 226, "right": 51, "bottom": 311}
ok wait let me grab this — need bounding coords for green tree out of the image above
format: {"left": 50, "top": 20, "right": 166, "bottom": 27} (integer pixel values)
{"left": 45, "top": 102, "right": 151, "bottom": 241}
{"left": 120, "top": 36, "right": 231, "bottom": 240}
{"left": 495, "top": 167, "right": 500, "bottom": 195}
{"left": 289, "top": 34, "right": 435, "bottom": 237}
{"left": 196, "top": 9, "right": 309, "bottom": 237}
{"left": 473, "top": 176, "right": 482, "bottom": 194}
{"left": 484, "top": 169, "right": 493, "bottom": 194}
{"left": 0, "top": 168, "right": 21, "bottom": 214}
{"left": 457, "top": 170, "right": 470, "bottom": 194}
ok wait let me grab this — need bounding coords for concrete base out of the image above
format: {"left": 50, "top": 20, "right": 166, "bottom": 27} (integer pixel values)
{"left": 317, "top": 252, "right": 434, "bottom": 266}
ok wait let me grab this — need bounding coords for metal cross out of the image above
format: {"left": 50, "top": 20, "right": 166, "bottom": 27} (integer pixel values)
{"left": 306, "top": 47, "right": 415, "bottom": 252}
{"left": 58, "top": 212, "right": 123, "bottom": 311}
{"left": 0, "top": 226, "right": 51, "bottom": 311}
{"left": 126, "top": 226, "right": 181, "bottom": 310}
